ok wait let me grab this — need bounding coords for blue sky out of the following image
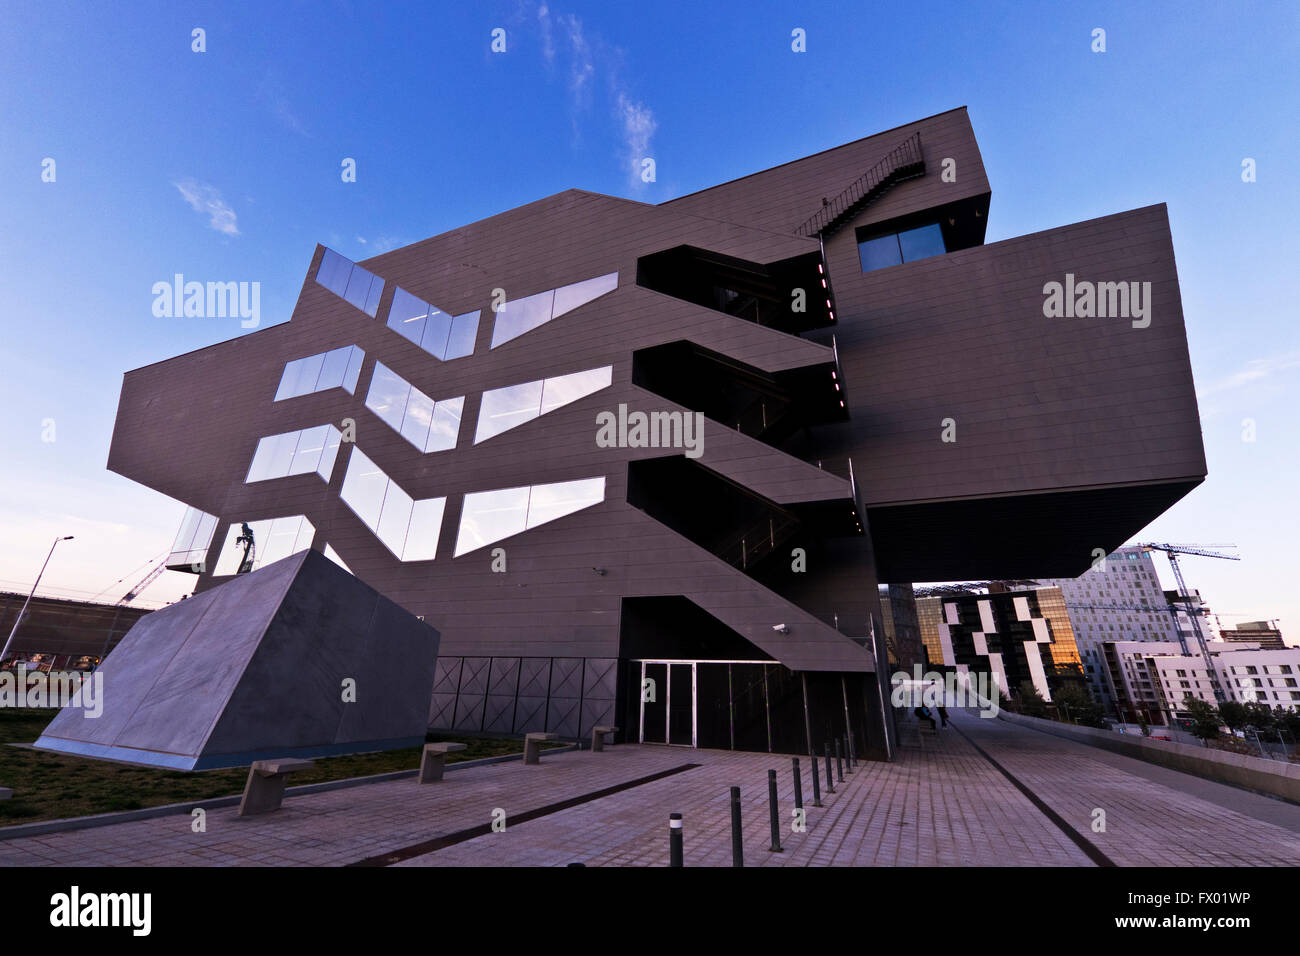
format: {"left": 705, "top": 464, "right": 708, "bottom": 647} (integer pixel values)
{"left": 0, "top": 1, "right": 1296, "bottom": 641}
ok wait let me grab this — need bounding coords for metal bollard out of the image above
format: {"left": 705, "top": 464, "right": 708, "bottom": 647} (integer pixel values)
{"left": 835, "top": 738, "right": 844, "bottom": 782}
{"left": 843, "top": 733, "right": 853, "bottom": 773}
{"left": 810, "top": 747, "right": 822, "bottom": 807}
{"left": 730, "top": 787, "right": 744, "bottom": 867}
{"left": 768, "top": 769, "right": 783, "bottom": 853}
{"left": 792, "top": 757, "right": 804, "bottom": 814}
{"left": 669, "top": 812, "right": 683, "bottom": 867}
{"left": 847, "top": 729, "right": 857, "bottom": 767}
{"left": 824, "top": 742, "right": 835, "bottom": 794}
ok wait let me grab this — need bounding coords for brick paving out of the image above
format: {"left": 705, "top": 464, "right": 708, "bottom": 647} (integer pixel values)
{"left": 2, "top": 713, "right": 1296, "bottom": 867}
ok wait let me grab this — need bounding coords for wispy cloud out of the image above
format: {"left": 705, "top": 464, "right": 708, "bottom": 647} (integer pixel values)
{"left": 1197, "top": 350, "right": 1300, "bottom": 399}
{"left": 255, "top": 73, "right": 309, "bottom": 137}
{"left": 172, "top": 179, "right": 239, "bottom": 236}
{"left": 537, "top": 3, "right": 556, "bottom": 65}
{"left": 356, "top": 235, "right": 405, "bottom": 255}
{"left": 515, "top": 3, "right": 657, "bottom": 189}
{"left": 559, "top": 12, "right": 595, "bottom": 109}
{"left": 616, "top": 92, "right": 657, "bottom": 187}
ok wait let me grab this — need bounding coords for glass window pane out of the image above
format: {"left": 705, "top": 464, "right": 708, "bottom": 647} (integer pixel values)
{"left": 260, "top": 516, "right": 301, "bottom": 567}
{"left": 402, "top": 497, "right": 446, "bottom": 561}
{"left": 343, "top": 265, "right": 371, "bottom": 311}
{"left": 274, "top": 358, "right": 305, "bottom": 401}
{"left": 365, "top": 362, "right": 411, "bottom": 433}
{"left": 323, "top": 543, "right": 353, "bottom": 574}
{"left": 898, "top": 223, "right": 946, "bottom": 263}
{"left": 426, "top": 396, "right": 464, "bottom": 452}
{"left": 364, "top": 274, "right": 384, "bottom": 316}
{"left": 455, "top": 486, "right": 530, "bottom": 556}
{"left": 540, "top": 366, "right": 612, "bottom": 415}
{"left": 278, "top": 353, "right": 324, "bottom": 401}
{"left": 316, "top": 346, "right": 351, "bottom": 391}
{"left": 316, "top": 249, "right": 350, "bottom": 295}
{"left": 340, "top": 448, "right": 388, "bottom": 531}
{"left": 490, "top": 289, "right": 554, "bottom": 348}
{"left": 214, "top": 521, "right": 260, "bottom": 576}
{"left": 474, "top": 380, "right": 543, "bottom": 443}
{"left": 375, "top": 480, "right": 414, "bottom": 558}
{"left": 421, "top": 308, "right": 453, "bottom": 359}
{"left": 247, "top": 431, "right": 301, "bottom": 482}
{"left": 193, "top": 513, "right": 218, "bottom": 550}
{"left": 170, "top": 507, "right": 202, "bottom": 554}
{"left": 552, "top": 272, "right": 618, "bottom": 318}
{"left": 525, "top": 477, "right": 605, "bottom": 529}
{"left": 343, "top": 346, "right": 365, "bottom": 394}
{"left": 287, "top": 425, "right": 329, "bottom": 476}
{"left": 444, "top": 310, "right": 480, "bottom": 359}
{"left": 387, "top": 288, "right": 429, "bottom": 346}
{"left": 857, "top": 234, "right": 903, "bottom": 273}
{"left": 317, "top": 425, "right": 342, "bottom": 480}
{"left": 291, "top": 516, "right": 317, "bottom": 555}
{"left": 400, "top": 388, "right": 435, "bottom": 451}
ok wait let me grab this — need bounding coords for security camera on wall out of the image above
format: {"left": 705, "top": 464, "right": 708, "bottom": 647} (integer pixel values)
{"left": 773, "top": 624, "right": 790, "bottom": 634}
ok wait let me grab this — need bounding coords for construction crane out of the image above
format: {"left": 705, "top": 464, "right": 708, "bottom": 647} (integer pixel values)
{"left": 1137, "top": 543, "right": 1240, "bottom": 703}
{"left": 120, "top": 560, "right": 166, "bottom": 603}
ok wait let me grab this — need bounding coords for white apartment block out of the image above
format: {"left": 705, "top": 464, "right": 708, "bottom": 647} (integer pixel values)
{"left": 1038, "top": 546, "right": 1180, "bottom": 712}
{"left": 1103, "top": 640, "right": 1300, "bottom": 724}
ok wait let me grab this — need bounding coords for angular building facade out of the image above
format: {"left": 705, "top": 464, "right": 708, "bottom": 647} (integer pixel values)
{"left": 106, "top": 108, "right": 1206, "bottom": 760}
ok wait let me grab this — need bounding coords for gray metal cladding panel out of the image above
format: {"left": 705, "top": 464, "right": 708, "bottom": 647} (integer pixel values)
{"left": 483, "top": 695, "right": 517, "bottom": 734}
{"left": 488, "top": 656, "right": 521, "bottom": 696}
{"left": 513, "top": 696, "right": 548, "bottom": 734}
{"left": 549, "top": 657, "right": 583, "bottom": 700}
{"left": 546, "top": 694, "right": 581, "bottom": 737}
{"left": 517, "top": 658, "right": 552, "bottom": 699}
{"left": 459, "top": 657, "right": 491, "bottom": 696}
{"left": 580, "top": 698, "right": 616, "bottom": 738}
{"left": 452, "top": 691, "right": 485, "bottom": 732}
{"left": 583, "top": 657, "right": 617, "bottom": 700}
{"left": 432, "top": 657, "right": 463, "bottom": 696}
{"left": 428, "top": 693, "right": 458, "bottom": 727}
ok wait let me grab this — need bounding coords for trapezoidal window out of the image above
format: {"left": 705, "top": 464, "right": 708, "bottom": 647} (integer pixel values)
{"left": 474, "top": 366, "right": 612, "bottom": 444}
{"left": 315, "top": 247, "right": 384, "bottom": 316}
{"left": 454, "top": 476, "right": 606, "bottom": 557}
{"left": 489, "top": 272, "right": 618, "bottom": 349}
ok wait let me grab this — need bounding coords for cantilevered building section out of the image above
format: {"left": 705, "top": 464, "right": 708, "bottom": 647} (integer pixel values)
{"left": 106, "top": 107, "right": 1206, "bottom": 760}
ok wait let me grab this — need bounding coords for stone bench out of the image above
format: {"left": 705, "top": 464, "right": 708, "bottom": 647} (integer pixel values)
{"left": 590, "top": 725, "right": 619, "bottom": 752}
{"left": 523, "top": 732, "right": 558, "bottom": 765}
{"left": 238, "top": 758, "right": 316, "bottom": 816}
{"left": 418, "top": 741, "right": 467, "bottom": 783}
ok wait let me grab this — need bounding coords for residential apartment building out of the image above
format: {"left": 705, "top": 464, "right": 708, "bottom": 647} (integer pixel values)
{"left": 1104, "top": 640, "right": 1300, "bottom": 723}
{"left": 1037, "top": 546, "right": 1180, "bottom": 711}
{"left": 1220, "top": 620, "right": 1285, "bottom": 651}
{"left": 914, "top": 588, "right": 1085, "bottom": 702}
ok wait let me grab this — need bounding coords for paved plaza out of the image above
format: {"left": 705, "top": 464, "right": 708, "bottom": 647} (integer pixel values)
{"left": 3, "top": 713, "right": 1298, "bottom": 866}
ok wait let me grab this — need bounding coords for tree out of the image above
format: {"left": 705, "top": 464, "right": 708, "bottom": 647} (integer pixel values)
{"left": 1017, "top": 681, "right": 1047, "bottom": 718}
{"left": 1052, "top": 682, "right": 1106, "bottom": 728}
{"left": 1276, "top": 706, "right": 1300, "bottom": 740}
{"left": 1243, "top": 701, "right": 1277, "bottom": 732}
{"left": 1218, "top": 700, "right": 1248, "bottom": 732}
{"left": 1182, "top": 696, "right": 1221, "bottom": 745}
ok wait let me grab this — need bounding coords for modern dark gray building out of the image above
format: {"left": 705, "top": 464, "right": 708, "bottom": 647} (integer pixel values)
{"left": 106, "top": 108, "right": 1206, "bottom": 759}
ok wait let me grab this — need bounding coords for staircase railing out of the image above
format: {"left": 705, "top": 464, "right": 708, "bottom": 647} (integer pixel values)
{"left": 794, "top": 131, "right": 925, "bottom": 238}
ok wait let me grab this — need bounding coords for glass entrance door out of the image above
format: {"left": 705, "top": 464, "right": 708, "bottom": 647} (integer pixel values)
{"left": 637, "top": 661, "right": 696, "bottom": 746}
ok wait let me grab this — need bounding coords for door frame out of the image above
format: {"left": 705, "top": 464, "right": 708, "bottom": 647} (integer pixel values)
{"left": 633, "top": 658, "right": 776, "bottom": 748}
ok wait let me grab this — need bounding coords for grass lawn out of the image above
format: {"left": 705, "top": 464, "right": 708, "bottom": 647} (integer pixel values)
{"left": 0, "top": 708, "right": 560, "bottom": 826}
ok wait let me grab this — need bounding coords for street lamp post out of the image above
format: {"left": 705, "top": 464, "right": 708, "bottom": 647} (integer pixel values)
{"left": 0, "top": 535, "right": 74, "bottom": 668}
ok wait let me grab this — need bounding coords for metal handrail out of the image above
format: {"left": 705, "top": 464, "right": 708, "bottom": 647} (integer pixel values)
{"left": 795, "top": 131, "right": 924, "bottom": 238}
